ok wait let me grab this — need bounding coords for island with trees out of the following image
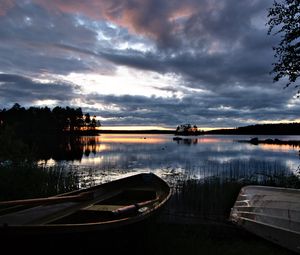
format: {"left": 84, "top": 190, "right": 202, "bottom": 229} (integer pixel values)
{"left": 175, "top": 124, "right": 204, "bottom": 136}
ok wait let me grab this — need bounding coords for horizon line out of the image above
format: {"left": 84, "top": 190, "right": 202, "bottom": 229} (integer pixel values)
{"left": 97, "top": 125, "right": 233, "bottom": 131}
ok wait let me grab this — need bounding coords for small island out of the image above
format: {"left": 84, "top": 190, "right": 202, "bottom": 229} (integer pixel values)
{"left": 175, "top": 124, "right": 204, "bottom": 136}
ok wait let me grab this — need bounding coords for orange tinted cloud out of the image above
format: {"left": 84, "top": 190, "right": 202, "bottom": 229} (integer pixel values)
{"left": 0, "top": 0, "right": 197, "bottom": 46}
{"left": 34, "top": 0, "right": 196, "bottom": 45}
{"left": 36, "top": 0, "right": 106, "bottom": 19}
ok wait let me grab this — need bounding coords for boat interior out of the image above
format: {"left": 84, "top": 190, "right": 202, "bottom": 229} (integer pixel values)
{"left": 48, "top": 189, "right": 158, "bottom": 224}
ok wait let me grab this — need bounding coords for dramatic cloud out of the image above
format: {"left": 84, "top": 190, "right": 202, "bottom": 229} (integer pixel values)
{"left": 0, "top": 73, "right": 79, "bottom": 107}
{"left": 0, "top": 0, "right": 299, "bottom": 128}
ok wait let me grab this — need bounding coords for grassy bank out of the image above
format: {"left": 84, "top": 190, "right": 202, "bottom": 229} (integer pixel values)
{"left": 0, "top": 159, "right": 299, "bottom": 254}
{"left": 2, "top": 173, "right": 298, "bottom": 255}
{"left": 0, "top": 162, "right": 79, "bottom": 201}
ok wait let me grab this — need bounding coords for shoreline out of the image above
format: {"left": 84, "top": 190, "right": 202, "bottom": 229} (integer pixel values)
{"left": 98, "top": 129, "right": 175, "bottom": 134}
{"left": 64, "top": 129, "right": 300, "bottom": 136}
{"left": 239, "top": 137, "right": 300, "bottom": 146}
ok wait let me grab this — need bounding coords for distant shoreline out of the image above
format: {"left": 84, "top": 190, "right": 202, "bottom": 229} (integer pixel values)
{"left": 74, "top": 129, "right": 300, "bottom": 136}
{"left": 238, "top": 138, "right": 300, "bottom": 147}
{"left": 67, "top": 129, "right": 175, "bottom": 135}
{"left": 98, "top": 129, "right": 175, "bottom": 134}
{"left": 203, "top": 123, "right": 300, "bottom": 136}
{"left": 71, "top": 122, "right": 300, "bottom": 136}
{"left": 98, "top": 130, "right": 300, "bottom": 135}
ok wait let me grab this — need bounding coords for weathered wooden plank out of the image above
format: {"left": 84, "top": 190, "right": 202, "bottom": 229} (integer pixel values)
{"left": 0, "top": 202, "right": 78, "bottom": 225}
{"left": 83, "top": 204, "right": 124, "bottom": 212}
{"left": 0, "top": 192, "right": 93, "bottom": 206}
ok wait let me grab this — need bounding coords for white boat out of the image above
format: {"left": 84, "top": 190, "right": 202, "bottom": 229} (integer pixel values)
{"left": 230, "top": 185, "right": 300, "bottom": 254}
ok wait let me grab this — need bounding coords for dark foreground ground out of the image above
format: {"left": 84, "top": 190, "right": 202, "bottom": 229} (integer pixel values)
{"left": 1, "top": 163, "right": 299, "bottom": 255}
{"left": 2, "top": 217, "right": 296, "bottom": 255}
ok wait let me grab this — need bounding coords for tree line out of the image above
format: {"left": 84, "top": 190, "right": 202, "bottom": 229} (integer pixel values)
{"left": 0, "top": 104, "right": 101, "bottom": 161}
{"left": 0, "top": 103, "right": 100, "bottom": 136}
{"left": 205, "top": 123, "right": 300, "bottom": 135}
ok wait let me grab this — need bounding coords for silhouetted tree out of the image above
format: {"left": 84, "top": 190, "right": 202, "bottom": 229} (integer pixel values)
{"left": 267, "top": 0, "right": 300, "bottom": 92}
{"left": 84, "top": 113, "right": 91, "bottom": 128}
{"left": 90, "top": 115, "right": 97, "bottom": 130}
{"left": 74, "top": 108, "right": 84, "bottom": 130}
{"left": 175, "top": 124, "right": 202, "bottom": 136}
{"left": 0, "top": 104, "right": 94, "bottom": 135}
{"left": 0, "top": 104, "right": 101, "bottom": 162}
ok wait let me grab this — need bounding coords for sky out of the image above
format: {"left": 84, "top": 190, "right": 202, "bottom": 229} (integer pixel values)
{"left": 0, "top": 0, "right": 299, "bottom": 129}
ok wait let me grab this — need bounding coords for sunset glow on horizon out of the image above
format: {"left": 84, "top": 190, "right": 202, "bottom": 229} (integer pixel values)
{"left": 98, "top": 125, "right": 173, "bottom": 131}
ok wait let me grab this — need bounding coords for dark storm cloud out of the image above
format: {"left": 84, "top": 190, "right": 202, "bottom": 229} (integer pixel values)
{"left": 0, "top": 73, "right": 297, "bottom": 128}
{"left": 79, "top": 89, "right": 299, "bottom": 128}
{"left": 0, "top": 0, "right": 277, "bottom": 84}
{"left": 0, "top": 0, "right": 298, "bottom": 127}
{"left": 70, "top": 0, "right": 278, "bottom": 89}
{"left": 0, "top": 2, "right": 108, "bottom": 75}
{"left": 54, "top": 43, "right": 163, "bottom": 73}
{"left": 33, "top": 0, "right": 196, "bottom": 47}
{"left": 0, "top": 74, "right": 79, "bottom": 107}
{"left": 80, "top": 94, "right": 184, "bottom": 126}
{"left": 100, "top": 50, "right": 165, "bottom": 72}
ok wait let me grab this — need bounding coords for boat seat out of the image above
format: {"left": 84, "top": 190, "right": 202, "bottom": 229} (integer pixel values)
{"left": 82, "top": 204, "right": 126, "bottom": 212}
{"left": 0, "top": 202, "right": 78, "bottom": 225}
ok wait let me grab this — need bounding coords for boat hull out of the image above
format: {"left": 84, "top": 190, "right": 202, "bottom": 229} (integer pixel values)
{"left": 0, "top": 173, "right": 171, "bottom": 236}
{"left": 230, "top": 185, "right": 300, "bottom": 254}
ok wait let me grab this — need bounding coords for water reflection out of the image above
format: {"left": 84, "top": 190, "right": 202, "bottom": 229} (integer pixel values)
{"left": 173, "top": 137, "right": 198, "bottom": 145}
{"left": 38, "top": 134, "right": 300, "bottom": 184}
{"left": 98, "top": 134, "right": 168, "bottom": 144}
{"left": 260, "top": 143, "right": 298, "bottom": 152}
{"left": 2, "top": 133, "right": 293, "bottom": 233}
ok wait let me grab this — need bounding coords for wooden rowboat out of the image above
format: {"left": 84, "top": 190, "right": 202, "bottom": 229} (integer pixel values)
{"left": 0, "top": 173, "right": 171, "bottom": 236}
{"left": 230, "top": 185, "right": 300, "bottom": 254}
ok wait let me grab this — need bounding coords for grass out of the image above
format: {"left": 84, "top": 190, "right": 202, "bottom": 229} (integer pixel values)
{"left": 164, "top": 159, "right": 300, "bottom": 224}
{"left": 0, "top": 162, "right": 79, "bottom": 201}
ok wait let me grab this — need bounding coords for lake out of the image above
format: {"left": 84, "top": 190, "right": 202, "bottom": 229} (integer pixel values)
{"left": 3, "top": 133, "right": 300, "bottom": 254}
{"left": 38, "top": 134, "right": 300, "bottom": 187}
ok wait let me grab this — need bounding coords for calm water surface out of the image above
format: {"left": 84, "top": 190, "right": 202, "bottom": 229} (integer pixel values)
{"left": 31, "top": 134, "right": 300, "bottom": 253}
{"left": 40, "top": 134, "right": 300, "bottom": 186}
{"left": 6, "top": 134, "right": 297, "bottom": 255}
